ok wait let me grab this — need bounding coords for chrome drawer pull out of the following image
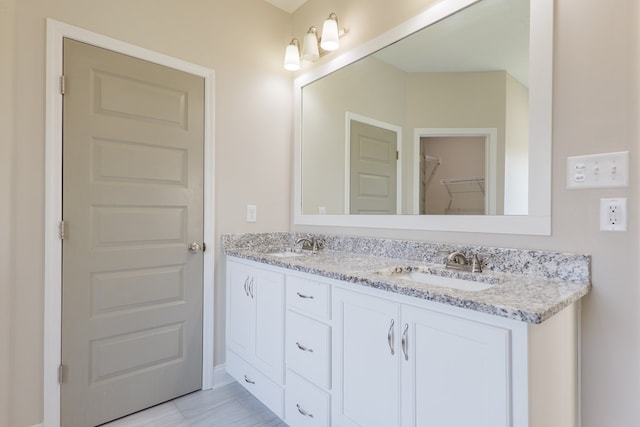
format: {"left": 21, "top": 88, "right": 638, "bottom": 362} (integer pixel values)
{"left": 243, "top": 375, "right": 255, "bottom": 385}
{"left": 296, "top": 342, "right": 314, "bottom": 352}
{"left": 296, "top": 292, "right": 314, "bottom": 299}
{"left": 387, "top": 319, "right": 395, "bottom": 355}
{"left": 296, "top": 404, "right": 314, "bottom": 418}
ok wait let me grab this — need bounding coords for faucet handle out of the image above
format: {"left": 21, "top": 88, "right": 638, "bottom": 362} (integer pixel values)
{"left": 470, "top": 253, "right": 491, "bottom": 273}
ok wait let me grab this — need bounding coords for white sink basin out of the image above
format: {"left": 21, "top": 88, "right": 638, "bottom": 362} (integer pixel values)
{"left": 270, "top": 251, "right": 306, "bottom": 258}
{"left": 375, "top": 267, "right": 495, "bottom": 292}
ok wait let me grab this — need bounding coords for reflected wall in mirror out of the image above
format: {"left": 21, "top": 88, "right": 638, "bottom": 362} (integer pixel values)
{"left": 294, "top": 0, "right": 552, "bottom": 235}
{"left": 301, "top": 0, "right": 530, "bottom": 216}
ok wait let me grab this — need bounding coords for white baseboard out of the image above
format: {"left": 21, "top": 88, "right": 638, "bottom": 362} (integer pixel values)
{"left": 211, "top": 364, "right": 234, "bottom": 389}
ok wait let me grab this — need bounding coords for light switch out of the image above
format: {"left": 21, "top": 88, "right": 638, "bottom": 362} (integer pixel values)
{"left": 567, "top": 151, "right": 629, "bottom": 189}
{"left": 246, "top": 204, "right": 257, "bottom": 222}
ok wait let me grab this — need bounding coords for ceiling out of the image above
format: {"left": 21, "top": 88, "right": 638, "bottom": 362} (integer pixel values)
{"left": 263, "top": 0, "right": 308, "bottom": 13}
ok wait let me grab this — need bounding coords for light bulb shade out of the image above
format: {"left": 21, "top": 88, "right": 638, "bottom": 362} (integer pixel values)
{"left": 284, "top": 41, "right": 300, "bottom": 71}
{"left": 302, "top": 29, "right": 320, "bottom": 61}
{"left": 320, "top": 14, "right": 339, "bottom": 51}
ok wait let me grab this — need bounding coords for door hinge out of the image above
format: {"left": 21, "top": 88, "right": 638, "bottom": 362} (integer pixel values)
{"left": 58, "top": 364, "right": 65, "bottom": 384}
{"left": 60, "top": 75, "right": 65, "bottom": 95}
{"left": 59, "top": 220, "right": 65, "bottom": 240}
{"left": 202, "top": 242, "right": 207, "bottom": 253}
{"left": 396, "top": 150, "right": 399, "bottom": 160}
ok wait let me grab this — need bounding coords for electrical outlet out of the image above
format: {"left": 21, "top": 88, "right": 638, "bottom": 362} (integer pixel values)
{"left": 600, "top": 198, "right": 627, "bottom": 231}
{"left": 246, "top": 204, "right": 257, "bottom": 223}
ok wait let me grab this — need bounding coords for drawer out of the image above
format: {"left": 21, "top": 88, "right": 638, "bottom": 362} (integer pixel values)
{"left": 286, "top": 311, "right": 331, "bottom": 389}
{"left": 226, "top": 350, "right": 284, "bottom": 419}
{"left": 287, "top": 276, "right": 331, "bottom": 320}
{"left": 285, "top": 370, "right": 330, "bottom": 427}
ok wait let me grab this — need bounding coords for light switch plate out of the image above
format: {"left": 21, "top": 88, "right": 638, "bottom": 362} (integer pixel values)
{"left": 246, "top": 204, "right": 257, "bottom": 222}
{"left": 567, "top": 151, "right": 629, "bottom": 189}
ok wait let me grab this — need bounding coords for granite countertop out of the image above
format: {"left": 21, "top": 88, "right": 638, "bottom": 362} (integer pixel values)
{"left": 223, "top": 233, "right": 592, "bottom": 324}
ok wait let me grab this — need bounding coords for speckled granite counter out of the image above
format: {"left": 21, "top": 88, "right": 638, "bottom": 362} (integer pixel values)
{"left": 222, "top": 233, "right": 591, "bottom": 324}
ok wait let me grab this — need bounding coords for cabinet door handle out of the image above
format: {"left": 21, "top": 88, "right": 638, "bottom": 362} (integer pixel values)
{"left": 296, "top": 341, "right": 314, "bottom": 352}
{"left": 296, "top": 403, "right": 314, "bottom": 418}
{"left": 296, "top": 292, "right": 314, "bottom": 299}
{"left": 243, "top": 375, "right": 255, "bottom": 385}
{"left": 248, "top": 277, "right": 254, "bottom": 299}
{"left": 401, "top": 323, "right": 409, "bottom": 361}
{"left": 243, "top": 276, "right": 249, "bottom": 297}
{"left": 388, "top": 319, "right": 395, "bottom": 355}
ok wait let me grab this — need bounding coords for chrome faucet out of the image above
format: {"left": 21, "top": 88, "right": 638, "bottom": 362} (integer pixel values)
{"left": 295, "top": 237, "right": 324, "bottom": 254}
{"left": 444, "top": 251, "right": 487, "bottom": 273}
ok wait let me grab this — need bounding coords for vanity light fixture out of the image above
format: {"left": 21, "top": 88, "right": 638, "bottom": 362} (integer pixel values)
{"left": 320, "top": 13, "right": 340, "bottom": 51}
{"left": 302, "top": 27, "right": 320, "bottom": 61}
{"left": 283, "top": 38, "right": 301, "bottom": 71}
{"left": 283, "top": 12, "right": 343, "bottom": 71}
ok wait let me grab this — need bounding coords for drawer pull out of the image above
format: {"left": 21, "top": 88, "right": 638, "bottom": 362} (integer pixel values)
{"left": 243, "top": 375, "right": 255, "bottom": 385}
{"left": 296, "top": 342, "right": 314, "bottom": 352}
{"left": 296, "top": 403, "right": 314, "bottom": 418}
{"left": 387, "top": 318, "right": 395, "bottom": 355}
{"left": 296, "top": 292, "right": 315, "bottom": 299}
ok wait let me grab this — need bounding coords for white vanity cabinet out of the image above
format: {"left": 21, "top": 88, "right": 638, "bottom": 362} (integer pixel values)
{"left": 226, "top": 256, "right": 579, "bottom": 427}
{"left": 225, "top": 258, "right": 286, "bottom": 417}
{"left": 332, "top": 287, "right": 511, "bottom": 427}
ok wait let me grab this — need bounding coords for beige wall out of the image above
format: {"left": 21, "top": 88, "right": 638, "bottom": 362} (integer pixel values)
{"left": 1, "top": 0, "right": 292, "bottom": 425}
{"left": 1, "top": 1, "right": 15, "bottom": 425}
{"left": 294, "top": 0, "right": 639, "bottom": 426}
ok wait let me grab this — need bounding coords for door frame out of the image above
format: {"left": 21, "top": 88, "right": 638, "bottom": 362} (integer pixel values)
{"left": 345, "top": 112, "right": 402, "bottom": 214}
{"left": 44, "top": 19, "right": 215, "bottom": 427}
{"left": 412, "top": 128, "right": 497, "bottom": 215}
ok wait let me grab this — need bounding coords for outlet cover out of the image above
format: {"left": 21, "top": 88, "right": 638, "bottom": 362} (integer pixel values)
{"left": 600, "top": 198, "right": 627, "bottom": 231}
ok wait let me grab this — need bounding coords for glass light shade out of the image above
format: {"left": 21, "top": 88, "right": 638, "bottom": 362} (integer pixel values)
{"left": 302, "top": 30, "right": 320, "bottom": 61}
{"left": 284, "top": 42, "right": 300, "bottom": 71}
{"left": 320, "top": 17, "right": 339, "bottom": 51}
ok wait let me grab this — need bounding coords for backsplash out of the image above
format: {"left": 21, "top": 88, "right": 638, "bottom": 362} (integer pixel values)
{"left": 222, "top": 232, "right": 591, "bottom": 283}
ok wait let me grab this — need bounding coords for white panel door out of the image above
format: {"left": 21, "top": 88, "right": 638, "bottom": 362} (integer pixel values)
{"left": 401, "top": 305, "right": 511, "bottom": 427}
{"left": 61, "top": 38, "right": 204, "bottom": 427}
{"left": 333, "top": 288, "right": 401, "bottom": 427}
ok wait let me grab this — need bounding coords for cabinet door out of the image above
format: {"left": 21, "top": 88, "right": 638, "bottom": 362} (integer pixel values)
{"left": 401, "top": 305, "right": 511, "bottom": 427}
{"left": 227, "top": 260, "right": 255, "bottom": 359}
{"left": 333, "top": 288, "right": 401, "bottom": 427}
{"left": 253, "top": 267, "right": 285, "bottom": 382}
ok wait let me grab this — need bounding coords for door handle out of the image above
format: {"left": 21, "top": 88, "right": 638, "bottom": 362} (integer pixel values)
{"left": 401, "top": 323, "right": 409, "bottom": 361}
{"left": 188, "top": 242, "right": 201, "bottom": 254}
{"left": 387, "top": 319, "right": 395, "bottom": 355}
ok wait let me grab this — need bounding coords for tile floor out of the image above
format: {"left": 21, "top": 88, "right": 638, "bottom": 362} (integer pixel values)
{"left": 101, "top": 382, "right": 287, "bottom": 427}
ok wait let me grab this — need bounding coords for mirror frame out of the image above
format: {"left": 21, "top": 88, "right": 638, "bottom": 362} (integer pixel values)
{"left": 293, "top": 0, "right": 553, "bottom": 235}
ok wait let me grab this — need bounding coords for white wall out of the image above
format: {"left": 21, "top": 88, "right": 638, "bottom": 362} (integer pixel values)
{"left": 293, "top": 0, "right": 640, "bottom": 426}
{"left": 1, "top": 0, "right": 293, "bottom": 425}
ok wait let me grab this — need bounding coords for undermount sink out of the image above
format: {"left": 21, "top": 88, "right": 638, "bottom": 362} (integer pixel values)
{"left": 270, "top": 251, "right": 306, "bottom": 258}
{"left": 375, "top": 267, "right": 496, "bottom": 292}
{"left": 262, "top": 247, "right": 309, "bottom": 258}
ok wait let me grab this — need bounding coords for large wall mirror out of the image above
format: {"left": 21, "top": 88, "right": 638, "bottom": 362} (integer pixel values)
{"left": 293, "top": 0, "right": 552, "bottom": 235}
